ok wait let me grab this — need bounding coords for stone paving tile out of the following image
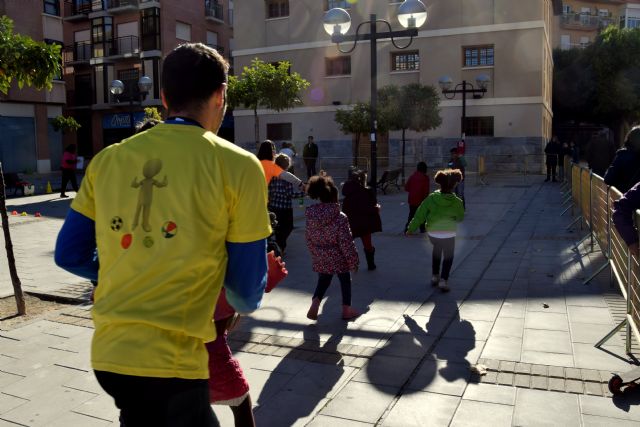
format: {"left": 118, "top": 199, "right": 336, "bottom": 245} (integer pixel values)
{"left": 450, "top": 399, "right": 513, "bottom": 427}
{"left": 570, "top": 322, "right": 621, "bottom": 345}
{"left": 432, "top": 338, "right": 485, "bottom": 365}
{"left": 524, "top": 312, "right": 569, "bottom": 331}
{"left": 572, "top": 343, "right": 634, "bottom": 371}
{"left": 381, "top": 391, "right": 460, "bottom": 427}
{"left": 491, "top": 317, "right": 524, "bottom": 337}
{"left": 567, "top": 306, "right": 614, "bottom": 325}
{"left": 514, "top": 388, "right": 580, "bottom": 426}
{"left": 352, "top": 355, "right": 418, "bottom": 388}
{"left": 320, "top": 381, "right": 397, "bottom": 424}
{"left": 406, "top": 360, "right": 470, "bottom": 396}
{"left": 462, "top": 383, "right": 516, "bottom": 405}
{"left": 582, "top": 415, "right": 640, "bottom": 427}
{"left": 580, "top": 394, "right": 640, "bottom": 421}
{"left": 0, "top": 393, "right": 27, "bottom": 415}
{"left": 307, "top": 414, "right": 372, "bottom": 426}
{"left": 520, "top": 350, "right": 575, "bottom": 368}
{"left": 523, "top": 329, "right": 572, "bottom": 354}
{"left": 47, "top": 412, "right": 113, "bottom": 427}
{"left": 1, "top": 365, "right": 80, "bottom": 399}
{"left": 72, "top": 393, "right": 119, "bottom": 423}
{"left": 481, "top": 335, "right": 522, "bottom": 362}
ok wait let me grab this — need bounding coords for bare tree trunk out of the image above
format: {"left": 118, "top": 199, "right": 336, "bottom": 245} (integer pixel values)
{"left": 254, "top": 108, "right": 259, "bottom": 144}
{"left": 0, "top": 164, "right": 25, "bottom": 315}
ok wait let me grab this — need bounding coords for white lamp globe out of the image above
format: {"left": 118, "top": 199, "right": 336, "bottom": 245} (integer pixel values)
{"left": 323, "top": 8, "right": 351, "bottom": 36}
{"left": 398, "top": 0, "right": 428, "bottom": 29}
{"left": 438, "top": 75, "right": 453, "bottom": 92}
{"left": 476, "top": 74, "right": 491, "bottom": 90}
{"left": 110, "top": 79, "right": 124, "bottom": 95}
{"left": 138, "top": 76, "right": 153, "bottom": 93}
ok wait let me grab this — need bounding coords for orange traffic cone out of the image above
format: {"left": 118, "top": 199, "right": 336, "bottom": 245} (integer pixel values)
{"left": 11, "top": 211, "right": 18, "bottom": 216}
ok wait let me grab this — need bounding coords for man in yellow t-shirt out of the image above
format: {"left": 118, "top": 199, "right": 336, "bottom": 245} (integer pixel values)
{"left": 55, "top": 43, "right": 271, "bottom": 426}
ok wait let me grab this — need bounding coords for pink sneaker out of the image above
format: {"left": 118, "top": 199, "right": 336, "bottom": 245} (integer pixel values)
{"left": 307, "top": 298, "right": 321, "bottom": 320}
{"left": 342, "top": 305, "right": 361, "bottom": 320}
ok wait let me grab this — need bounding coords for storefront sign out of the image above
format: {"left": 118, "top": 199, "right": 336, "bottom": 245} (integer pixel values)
{"left": 103, "top": 112, "right": 146, "bottom": 129}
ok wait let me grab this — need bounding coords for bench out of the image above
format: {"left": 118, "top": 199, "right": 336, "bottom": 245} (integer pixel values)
{"left": 2, "top": 173, "right": 31, "bottom": 197}
{"left": 376, "top": 169, "right": 402, "bottom": 194}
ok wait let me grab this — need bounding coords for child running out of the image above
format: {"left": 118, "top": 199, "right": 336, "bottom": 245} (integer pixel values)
{"left": 305, "top": 175, "right": 361, "bottom": 320}
{"left": 406, "top": 169, "right": 464, "bottom": 292}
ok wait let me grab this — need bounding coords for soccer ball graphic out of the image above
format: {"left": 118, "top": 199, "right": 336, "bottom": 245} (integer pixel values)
{"left": 111, "top": 216, "right": 123, "bottom": 231}
{"left": 162, "top": 221, "right": 178, "bottom": 238}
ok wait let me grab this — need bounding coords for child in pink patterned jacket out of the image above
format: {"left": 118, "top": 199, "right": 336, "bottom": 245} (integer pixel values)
{"left": 305, "top": 175, "right": 361, "bottom": 321}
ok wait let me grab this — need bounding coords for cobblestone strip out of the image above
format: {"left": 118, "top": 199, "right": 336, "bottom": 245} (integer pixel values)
{"left": 227, "top": 331, "right": 373, "bottom": 368}
{"left": 476, "top": 358, "right": 614, "bottom": 397}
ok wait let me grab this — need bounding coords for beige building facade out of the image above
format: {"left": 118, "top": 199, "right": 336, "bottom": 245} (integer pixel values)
{"left": 0, "top": 0, "right": 66, "bottom": 173}
{"left": 232, "top": 0, "right": 560, "bottom": 162}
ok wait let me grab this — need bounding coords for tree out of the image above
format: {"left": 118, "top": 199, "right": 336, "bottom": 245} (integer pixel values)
{"left": 227, "top": 59, "right": 310, "bottom": 143}
{"left": 335, "top": 103, "right": 371, "bottom": 166}
{"left": 143, "top": 107, "right": 163, "bottom": 122}
{"left": 52, "top": 116, "right": 81, "bottom": 134}
{"left": 378, "top": 84, "right": 442, "bottom": 181}
{"left": 553, "top": 26, "right": 640, "bottom": 144}
{"left": 0, "top": 16, "right": 62, "bottom": 315}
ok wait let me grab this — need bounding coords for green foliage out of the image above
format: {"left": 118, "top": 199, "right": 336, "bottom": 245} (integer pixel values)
{"left": 144, "top": 107, "right": 163, "bottom": 121}
{"left": 335, "top": 102, "right": 371, "bottom": 135}
{"left": 228, "top": 59, "right": 310, "bottom": 141}
{"left": 0, "top": 16, "right": 62, "bottom": 95}
{"left": 378, "top": 84, "right": 442, "bottom": 133}
{"left": 554, "top": 26, "right": 640, "bottom": 138}
{"left": 51, "top": 116, "right": 81, "bottom": 134}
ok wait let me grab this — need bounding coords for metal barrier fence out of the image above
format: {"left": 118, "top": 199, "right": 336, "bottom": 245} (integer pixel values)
{"left": 568, "top": 163, "right": 640, "bottom": 354}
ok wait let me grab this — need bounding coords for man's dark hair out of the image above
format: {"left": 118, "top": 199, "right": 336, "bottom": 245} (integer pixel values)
{"left": 162, "top": 43, "right": 229, "bottom": 112}
{"left": 257, "top": 140, "right": 276, "bottom": 161}
{"left": 417, "top": 161, "right": 428, "bottom": 173}
{"left": 307, "top": 175, "right": 338, "bottom": 203}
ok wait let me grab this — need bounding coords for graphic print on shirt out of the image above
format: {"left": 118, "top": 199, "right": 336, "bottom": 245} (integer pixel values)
{"left": 131, "top": 159, "right": 168, "bottom": 232}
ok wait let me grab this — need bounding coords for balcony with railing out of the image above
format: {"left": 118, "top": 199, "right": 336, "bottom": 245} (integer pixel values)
{"left": 561, "top": 12, "right": 617, "bottom": 31}
{"left": 63, "top": 0, "right": 91, "bottom": 20}
{"left": 205, "top": 0, "right": 224, "bottom": 23}
{"left": 63, "top": 41, "right": 92, "bottom": 65}
{"left": 106, "top": 0, "right": 139, "bottom": 13}
{"left": 92, "top": 36, "right": 140, "bottom": 60}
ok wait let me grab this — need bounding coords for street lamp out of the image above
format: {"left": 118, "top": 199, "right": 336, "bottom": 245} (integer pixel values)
{"left": 110, "top": 75, "right": 153, "bottom": 134}
{"left": 438, "top": 74, "right": 491, "bottom": 147}
{"left": 323, "top": 0, "right": 428, "bottom": 187}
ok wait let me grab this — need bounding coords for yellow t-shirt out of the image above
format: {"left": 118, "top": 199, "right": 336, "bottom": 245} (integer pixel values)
{"left": 71, "top": 123, "right": 271, "bottom": 379}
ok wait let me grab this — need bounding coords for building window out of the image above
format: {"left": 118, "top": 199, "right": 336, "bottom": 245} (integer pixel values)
{"left": 116, "top": 68, "right": 140, "bottom": 101}
{"left": 267, "top": 123, "right": 292, "bottom": 141}
{"left": 141, "top": 7, "right": 161, "bottom": 51}
{"left": 176, "top": 21, "right": 191, "bottom": 41}
{"left": 326, "top": 0, "right": 350, "bottom": 10}
{"left": 562, "top": 4, "right": 571, "bottom": 14}
{"left": 74, "top": 74, "right": 93, "bottom": 106}
{"left": 464, "top": 116, "right": 494, "bottom": 137}
{"left": 43, "top": 0, "right": 60, "bottom": 15}
{"left": 266, "top": 0, "right": 289, "bottom": 18}
{"left": 463, "top": 45, "right": 494, "bottom": 67}
{"left": 91, "top": 16, "right": 113, "bottom": 58}
{"left": 326, "top": 56, "right": 351, "bottom": 76}
{"left": 391, "top": 51, "right": 419, "bottom": 71}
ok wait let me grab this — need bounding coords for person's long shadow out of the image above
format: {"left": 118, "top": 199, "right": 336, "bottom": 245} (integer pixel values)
{"left": 254, "top": 320, "right": 349, "bottom": 425}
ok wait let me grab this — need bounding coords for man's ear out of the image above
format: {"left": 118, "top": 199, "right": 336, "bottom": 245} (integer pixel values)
{"left": 216, "top": 83, "right": 228, "bottom": 108}
{"left": 160, "top": 90, "right": 168, "bottom": 110}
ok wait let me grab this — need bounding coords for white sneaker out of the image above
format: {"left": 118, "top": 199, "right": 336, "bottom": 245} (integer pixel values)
{"left": 431, "top": 275, "right": 440, "bottom": 287}
{"left": 439, "top": 280, "right": 450, "bottom": 292}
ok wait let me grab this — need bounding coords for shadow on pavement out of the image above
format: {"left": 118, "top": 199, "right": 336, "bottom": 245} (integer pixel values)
{"left": 6, "top": 196, "right": 72, "bottom": 220}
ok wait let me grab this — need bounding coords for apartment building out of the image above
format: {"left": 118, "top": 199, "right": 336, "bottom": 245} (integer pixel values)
{"left": 0, "top": 0, "right": 66, "bottom": 174}
{"left": 62, "top": 0, "right": 233, "bottom": 157}
{"left": 555, "top": 0, "right": 627, "bottom": 50}
{"left": 232, "top": 0, "right": 560, "bottom": 161}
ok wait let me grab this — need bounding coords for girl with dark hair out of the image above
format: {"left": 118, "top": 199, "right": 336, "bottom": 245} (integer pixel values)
{"left": 407, "top": 169, "right": 464, "bottom": 292}
{"left": 305, "top": 175, "right": 361, "bottom": 320}
{"left": 342, "top": 168, "right": 381, "bottom": 270}
{"left": 257, "top": 140, "right": 303, "bottom": 187}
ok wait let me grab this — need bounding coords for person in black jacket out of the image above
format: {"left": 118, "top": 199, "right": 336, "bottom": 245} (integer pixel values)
{"left": 604, "top": 126, "right": 640, "bottom": 194}
{"left": 544, "top": 136, "right": 562, "bottom": 182}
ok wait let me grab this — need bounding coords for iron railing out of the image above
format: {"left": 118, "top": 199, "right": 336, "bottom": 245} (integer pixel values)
{"left": 64, "top": 0, "right": 91, "bottom": 16}
{"left": 63, "top": 41, "right": 92, "bottom": 64}
{"left": 205, "top": 0, "right": 224, "bottom": 21}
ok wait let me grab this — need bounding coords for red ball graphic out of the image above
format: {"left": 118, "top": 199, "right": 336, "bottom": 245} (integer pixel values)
{"left": 121, "top": 234, "right": 133, "bottom": 249}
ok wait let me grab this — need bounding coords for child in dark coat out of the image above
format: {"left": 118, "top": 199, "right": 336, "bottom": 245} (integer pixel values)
{"left": 305, "top": 175, "right": 361, "bottom": 320}
{"left": 404, "top": 161, "right": 430, "bottom": 233}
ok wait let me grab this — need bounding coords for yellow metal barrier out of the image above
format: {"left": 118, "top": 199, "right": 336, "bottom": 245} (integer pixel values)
{"left": 569, "top": 162, "right": 640, "bottom": 353}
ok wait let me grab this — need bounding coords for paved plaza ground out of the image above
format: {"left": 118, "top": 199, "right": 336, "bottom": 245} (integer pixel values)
{"left": 1, "top": 175, "right": 640, "bottom": 426}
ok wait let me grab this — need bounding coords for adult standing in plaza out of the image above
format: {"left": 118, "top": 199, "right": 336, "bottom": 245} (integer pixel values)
{"left": 59, "top": 144, "right": 79, "bottom": 198}
{"left": 612, "top": 181, "right": 640, "bottom": 257}
{"left": 448, "top": 147, "right": 467, "bottom": 208}
{"left": 544, "top": 136, "right": 561, "bottom": 182}
{"left": 55, "top": 43, "right": 271, "bottom": 426}
{"left": 303, "top": 135, "right": 319, "bottom": 178}
{"left": 604, "top": 126, "right": 640, "bottom": 194}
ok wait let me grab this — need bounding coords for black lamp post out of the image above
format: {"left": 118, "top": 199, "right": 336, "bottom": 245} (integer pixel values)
{"left": 323, "top": 0, "right": 428, "bottom": 187}
{"left": 438, "top": 75, "right": 491, "bottom": 144}
{"left": 110, "top": 76, "right": 153, "bottom": 134}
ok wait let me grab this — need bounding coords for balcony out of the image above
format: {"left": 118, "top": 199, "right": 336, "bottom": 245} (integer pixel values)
{"left": 63, "top": 41, "right": 92, "bottom": 65}
{"left": 91, "top": 36, "right": 140, "bottom": 63}
{"left": 63, "top": 0, "right": 91, "bottom": 20}
{"left": 205, "top": 1, "right": 224, "bottom": 23}
{"left": 561, "top": 12, "right": 617, "bottom": 31}
{"left": 106, "top": 0, "right": 139, "bottom": 13}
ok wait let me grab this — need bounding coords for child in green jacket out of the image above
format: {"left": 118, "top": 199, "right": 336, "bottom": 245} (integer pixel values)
{"left": 406, "top": 169, "right": 464, "bottom": 291}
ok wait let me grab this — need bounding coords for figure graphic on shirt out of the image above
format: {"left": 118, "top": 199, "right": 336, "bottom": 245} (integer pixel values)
{"left": 132, "top": 159, "right": 168, "bottom": 232}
